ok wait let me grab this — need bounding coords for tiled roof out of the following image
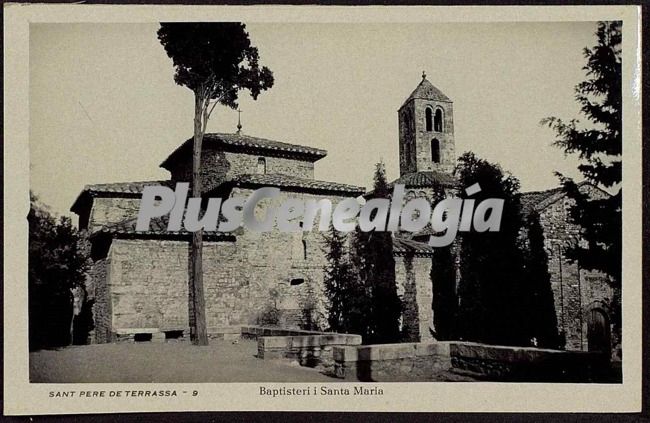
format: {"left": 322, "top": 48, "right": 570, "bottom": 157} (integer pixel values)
{"left": 519, "top": 182, "right": 594, "bottom": 216}
{"left": 82, "top": 180, "right": 171, "bottom": 195}
{"left": 390, "top": 171, "right": 457, "bottom": 188}
{"left": 70, "top": 180, "right": 171, "bottom": 213}
{"left": 160, "top": 133, "right": 328, "bottom": 169}
{"left": 91, "top": 214, "right": 238, "bottom": 241}
{"left": 228, "top": 173, "right": 366, "bottom": 196}
{"left": 392, "top": 237, "right": 436, "bottom": 257}
{"left": 401, "top": 78, "right": 451, "bottom": 108}
{"left": 520, "top": 188, "right": 561, "bottom": 216}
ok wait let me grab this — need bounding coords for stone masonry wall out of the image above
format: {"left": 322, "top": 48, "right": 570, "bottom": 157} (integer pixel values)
{"left": 107, "top": 239, "right": 192, "bottom": 332}
{"left": 88, "top": 258, "right": 111, "bottom": 343}
{"left": 89, "top": 197, "right": 141, "bottom": 232}
{"left": 333, "top": 341, "right": 609, "bottom": 382}
{"left": 412, "top": 99, "right": 455, "bottom": 174}
{"left": 536, "top": 185, "right": 614, "bottom": 351}
{"left": 399, "top": 99, "right": 455, "bottom": 175}
{"left": 168, "top": 149, "right": 315, "bottom": 192}
{"left": 99, "top": 188, "right": 352, "bottom": 339}
{"left": 257, "top": 334, "right": 362, "bottom": 372}
{"left": 230, "top": 187, "right": 349, "bottom": 330}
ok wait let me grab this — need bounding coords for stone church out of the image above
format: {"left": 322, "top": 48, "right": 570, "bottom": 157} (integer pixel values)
{"left": 72, "top": 75, "right": 616, "bottom": 354}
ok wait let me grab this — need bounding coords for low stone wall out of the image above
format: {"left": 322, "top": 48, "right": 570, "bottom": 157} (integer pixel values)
{"left": 109, "top": 325, "right": 327, "bottom": 344}
{"left": 333, "top": 341, "right": 609, "bottom": 382}
{"left": 257, "top": 333, "right": 362, "bottom": 370}
{"left": 334, "top": 342, "right": 452, "bottom": 381}
{"left": 241, "top": 325, "right": 330, "bottom": 339}
{"left": 449, "top": 342, "right": 608, "bottom": 382}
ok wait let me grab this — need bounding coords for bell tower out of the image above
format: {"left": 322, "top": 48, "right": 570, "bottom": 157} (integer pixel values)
{"left": 398, "top": 72, "right": 455, "bottom": 176}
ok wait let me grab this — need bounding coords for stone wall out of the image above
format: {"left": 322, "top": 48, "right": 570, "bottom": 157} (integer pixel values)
{"left": 334, "top": 342, "right": 452, "bottom": 381}
{"left": 87, "top": 182, "right": 435, "bottom": 344}
{"left": 257, "top": 333, "right": 362, "bottom": 370}
{"left": 449, "top": 342, "right": 609, "bottom": 382}
{"left": 168, "top": 149, "right": 315, "bottom": 192}
{"left": 240, "top": 325, "right": 331, "bottom": 338}
{"left": 107, "top": 239, "right": 193, "bottom": 332}
{"left": 88, "top": 258, "right": 111, "bottom": 343}
{"left": 536, "top": 185, "right": 615, "bottom": 352}
{"left": 89, "top": 197, "right": 141, "bottom": 232}
{"left": 394, "top": 255, "right": 433, "bottom": 342}
{"left": 93, "top": 188, "right": 353, "bottom": 340}
{"left": 399, "top": 99, "right": 455, "bottom": 175}
{"left": 333, "top": 341, "right": 609, "bottom": 382}
{"left": 229, "top": 187, "right": 351, "bottom": 330}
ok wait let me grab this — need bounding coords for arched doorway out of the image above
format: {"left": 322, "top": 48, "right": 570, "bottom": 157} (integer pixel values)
{"left": 586, "top": 308, "right": 611, "bottom": 354}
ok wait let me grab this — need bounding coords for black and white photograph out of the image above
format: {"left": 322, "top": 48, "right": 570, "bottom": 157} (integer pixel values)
{"left": 3, "top": 4, "right": 643, "bottom": 415}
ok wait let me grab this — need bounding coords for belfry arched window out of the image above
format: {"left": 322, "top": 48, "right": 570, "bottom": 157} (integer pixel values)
{"left": 431, "top": 139, "right": 440, "bottom": 163}
{"left": 257, "top": 157, "right": 266, "bottom": 174}
{"left": 425, "top": 107, "right": 433, "bottom": 132}
{"left": 434, "top": 108, "right": 444, "bottom": 132}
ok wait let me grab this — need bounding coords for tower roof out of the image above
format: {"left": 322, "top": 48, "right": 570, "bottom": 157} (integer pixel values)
{"left": 400, "top": 76, "right": 451, "bottom": 108}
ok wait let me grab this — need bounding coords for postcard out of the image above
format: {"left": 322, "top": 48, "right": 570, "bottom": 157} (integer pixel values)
{"left": 3, "top": 4, "right": 642, "bottom": 415}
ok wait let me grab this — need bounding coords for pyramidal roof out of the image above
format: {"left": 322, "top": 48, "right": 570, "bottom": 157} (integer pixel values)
{"left": 401, "top": 76, "right": 451, "bottom": 108}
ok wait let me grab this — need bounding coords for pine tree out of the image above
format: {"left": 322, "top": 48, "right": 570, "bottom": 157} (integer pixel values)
{"left": 541, "top": 21, "right": 622, "bottom": 329}
{"left": 158, "top": 23, "right": 274, "bottom": 345}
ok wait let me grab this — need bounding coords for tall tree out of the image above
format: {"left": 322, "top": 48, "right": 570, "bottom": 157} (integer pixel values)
{"left": 28, "top": 193, "right": 89, "bottom": 350}
{"left": 455, "top": 152, "right": 531, "bottom": 346}
{"left": 323, "top": 225, "right": 360, "bottom": 333}
{"left": 541, "top": 21, "right": 622, "bottom": 329}
{"left": 429, "top": 184, "right": 457, "bottom": 340}
{"left": 355, "top": 162, "right": 402, "bottom": 344}
{"left": 158, "top": 23, "right": 274, "bottom": 345}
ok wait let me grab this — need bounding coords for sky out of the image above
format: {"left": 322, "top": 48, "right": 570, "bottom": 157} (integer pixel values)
{"left": 29, "top": 21, "right": 599, "bottom": 219}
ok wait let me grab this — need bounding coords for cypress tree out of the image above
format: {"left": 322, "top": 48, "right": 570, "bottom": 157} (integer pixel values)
{"left": 361, "top": 162, "right": 402, "bottom": 344}
{"left": 455, "top": 152, "right": 531, "bottom": 346}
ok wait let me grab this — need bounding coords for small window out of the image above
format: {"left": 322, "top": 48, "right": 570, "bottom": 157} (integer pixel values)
{"left": 290, "top": 278, "right": 305, "bottom": 286}
{"left": 434, "top": 108, "right": 443, "bottom": 132}
{"left": 425, "top": 107, "right": 433, "bottom": 131}
{"left": 302, "top": 240, "right": 308, "bottom": 260}
{"left": 431, "top": 139, "right": 440, "bottom": 163}
{"left": 257, "top": 157, "right": 266, "bottom": 174}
